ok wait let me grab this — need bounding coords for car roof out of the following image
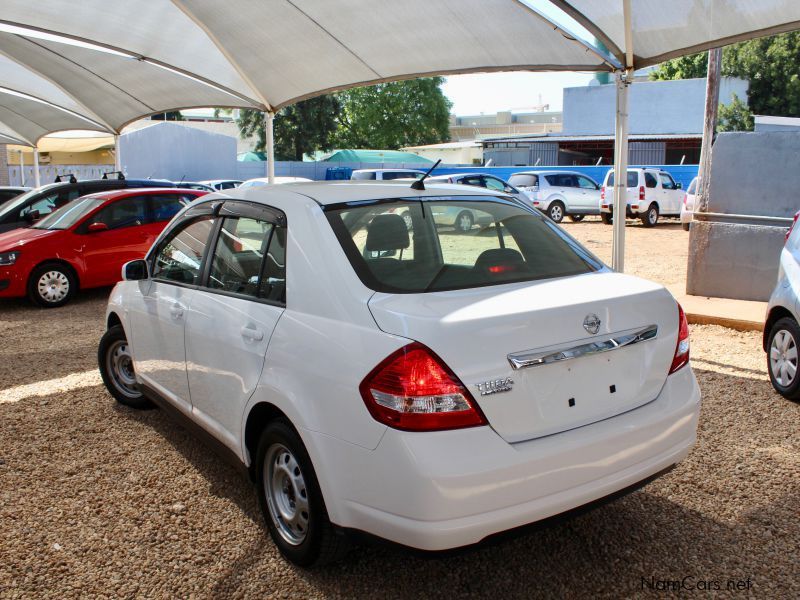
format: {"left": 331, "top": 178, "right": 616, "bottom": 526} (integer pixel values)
{"left": 352, "top": 168, "right": 424, "bottom": 173}
{"left": 225, "top": 180, "right": 507, "bottom": 207}
{"left": 511, "top": 170, "right": 576, "bottom": 176}
{"left": 430, "top": 172, "right": 487, "bottom": 179}
{"left": 81, "top": 187, "right": 205, "bottom": 201}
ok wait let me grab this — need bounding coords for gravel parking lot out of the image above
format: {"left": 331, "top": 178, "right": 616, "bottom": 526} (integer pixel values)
{"left": 1, "top": 220, "right": 798, "bottom": 599}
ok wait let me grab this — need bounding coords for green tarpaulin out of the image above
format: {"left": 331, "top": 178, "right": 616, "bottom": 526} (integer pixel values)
{"left": 325, "top": 149, "right": 433, "bottom": 164}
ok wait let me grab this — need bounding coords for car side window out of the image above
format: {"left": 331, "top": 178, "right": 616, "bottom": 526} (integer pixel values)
{"left": 482, "top": 177, "right": 506, "bottom": 192}
{"left": 207, "top": 217, "right": 273, "bottom": 297}
{"left": 660, "top": 173, "right": 676, "bottom": 190}
{"left": 577, "top": 176, "right": 597, "bottom": 189}
{"left": 150, "top": 194, "right": 192, "bottom": 222}
{"left": 89, "top": 196, "right": 149, "bottom": 230}
{"left": 21, "top": 189, "right": 80, "bottom": 219}
{"left": 260, "top": 225, "right": 286, "bottom": 304}
{"left": 461, "top": 176, "right": 484, "bottom": 187}
{"left": 152, "top": 217, "right": 216, "bottom": 284}
{"left": 645, "top": 172, "right": 658, "bottom": 188}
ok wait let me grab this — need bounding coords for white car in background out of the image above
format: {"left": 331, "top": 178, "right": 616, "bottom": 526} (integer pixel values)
{"left": 508, "top": 171, "right": 602, "bottom": 223}
{"left": 680, "top": 177, "right": 699, "bottom": 231}
{"left": 600, "top": 168, "right": 684, "bottom": 227}
{"left": 239, "top": 177, "right": 314, "bottom": 188}
{"left": 199, "top": 179, "right": 243, "bottom": 190}
{"left": 351, "top": 168, "right": 425, "bottom": 181}
{"left": 98, "top": 181, "right": 699, "bottom": 566}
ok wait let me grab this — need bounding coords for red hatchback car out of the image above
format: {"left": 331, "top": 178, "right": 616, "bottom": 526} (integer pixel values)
{"left": 0, "top": 188, "right": 207, "bottom": 307}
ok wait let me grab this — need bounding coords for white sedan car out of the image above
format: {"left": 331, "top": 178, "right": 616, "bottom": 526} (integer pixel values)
{"left": 98, "top": 181, "right": 700, "bottom": 566}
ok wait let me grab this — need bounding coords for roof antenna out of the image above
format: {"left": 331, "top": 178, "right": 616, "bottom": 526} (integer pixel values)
{"left": 411, "top": 159, "right": 441, "bottom": 191}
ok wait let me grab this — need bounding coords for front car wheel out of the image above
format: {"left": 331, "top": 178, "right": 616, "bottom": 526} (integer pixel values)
{"left": 98, "top": 324, "right": 152, "bottom": 409}
{"left": 28, "top": 263, "right": 77, "bottom": 308}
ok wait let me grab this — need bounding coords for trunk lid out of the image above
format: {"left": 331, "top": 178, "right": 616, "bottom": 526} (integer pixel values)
{"left": 368, "top": 271, "right": 680, "bottom": 443}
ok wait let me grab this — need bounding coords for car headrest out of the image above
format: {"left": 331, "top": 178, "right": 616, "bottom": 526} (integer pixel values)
{"left": 365, "top": 214, "right": 410, "bottom": 252}
{"left": 474, "top": 248, "right": 525, "bottom": 272}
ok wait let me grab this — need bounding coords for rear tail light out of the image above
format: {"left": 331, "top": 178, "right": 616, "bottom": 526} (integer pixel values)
{"left": 359, "top": 342, "right": 487, "bottom": 431}
{"left": 785, "top": 210, "right": 800, "bottom": 244}
{"left": 683, "top": 194, "right": 688, "bottom": 207}
{"left": 631, "top": 204, "right": 639, "bottom": 211}
{"left": 669, "top": 304, "right": 690, "bottom": 374}
{"left": 600, "top": 186, "right": 605, "bottom": 201}
{"left": 638, "top": 186, "right": 645, "bottom": 201}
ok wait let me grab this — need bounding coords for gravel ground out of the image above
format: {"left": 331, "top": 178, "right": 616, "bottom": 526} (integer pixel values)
{"left": 1, "top": 221, "right": 798, "bottom": 599}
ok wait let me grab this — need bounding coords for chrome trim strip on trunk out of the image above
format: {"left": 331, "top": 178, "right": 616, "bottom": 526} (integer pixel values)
{"left": 507, "top": 324, "right": 659, "bottom": 370}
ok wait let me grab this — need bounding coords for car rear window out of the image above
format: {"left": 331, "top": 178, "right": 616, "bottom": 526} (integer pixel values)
{"left": 326, "top": 196, "right": 600, "bottom": 293}
{"left": 351, "top": 172, "right": 377, "bottom": 180}
{"left": 687, "top": 178, "right": 698, "bottom": 195}
{"left": 606, "top": 171, "right": 638, "bottom": 188}
{"left": 509, "top": 174, "right": 538, "bottom": 187}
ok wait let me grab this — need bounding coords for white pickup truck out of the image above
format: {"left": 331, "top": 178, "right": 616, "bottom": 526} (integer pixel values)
{"left": 599, "top": 168, "right": 684, "bottom": 227}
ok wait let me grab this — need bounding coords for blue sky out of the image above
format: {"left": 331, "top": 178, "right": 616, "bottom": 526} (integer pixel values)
{"left": 442, "top": 71, "right": 595, "bottom": 115}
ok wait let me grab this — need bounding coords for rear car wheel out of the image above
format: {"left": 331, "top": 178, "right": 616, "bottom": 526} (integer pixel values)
{"left": 767, "top": 317, "right": 800, "bottom": 400}
{"left": 641, "top": 203, "right": 659, "bottom": 227}
{"left": 455, "top": 211, "right": 474, "bottom": 232}
{"left": 548, "top": 202, "right": 565, "bottom": 223}
{"left": 256, "top": 419, "right": 349, "bottom": 566}
{"left": 98, "top": 324, "right": 152, "bottom": 409}
{"left": 27, "top": 262, "right": 77, "bottom": 308}
{"left": 601, "top": 213, "right": 613, "bottom": 225}
{"left": 568, "top": 214, "right": 585, "bottom": 222}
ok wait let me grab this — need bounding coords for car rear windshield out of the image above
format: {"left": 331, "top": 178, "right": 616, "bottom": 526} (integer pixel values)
{"left": 508, "top": 174, "right": 538, "bottom": 187}
{"left": 606, "top": 171, "right": 638, "bottom": 187}
{"left": 325, "top": 196, "right": 601, "bottom": 293}
{"left": 32, "top": 197, "right": 106, "bottom": 230}
{"left": 687, "top": 178, "right": 699, "bottom": 195}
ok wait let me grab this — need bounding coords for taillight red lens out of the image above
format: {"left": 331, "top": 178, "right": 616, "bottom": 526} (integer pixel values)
{"left": 600, "top": 186, "right": 605, "bottom": 200}
{"left": 669, "top": 304, "right": 690, "bottom": 374}
{"left": 359, "top": 343, "right": 487, "bottom": 431}
{"left": 639, "top": 186, "right": 645, "bottom": 201}
{"left": 683, "top": 194, "right": 688, "bottom": 206}
{"left": 785, "top": 210, "right": 800, "bottom": 244}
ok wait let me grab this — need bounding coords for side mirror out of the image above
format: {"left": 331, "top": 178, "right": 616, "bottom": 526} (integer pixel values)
{"left": 87, "top": 222, "right": 109, "bottom": 232}
{"left": 122, "top": 259, "right": 148, "bottom": 281}
{"left": 676, "top": 182, "right": 683, "bottom": 189}
{"left": 23, "top": 209, "right": 40, "bottom": 223}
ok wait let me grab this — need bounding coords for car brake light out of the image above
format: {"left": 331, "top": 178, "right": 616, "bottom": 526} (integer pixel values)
{"left": 639, "top": 186, "right": 645, "bottom": 201}
{"left": 785, "top": 210, "right": 800, "bottom": 244}
{"left": 669, "top": 304, "right": 690, "bottom": 374}
{"left": 359, "top": 342, "right": 487, "bottom": 431}
{"left": 631, "top": 204, "right": 639, "bottom": 210}
{"left": 600, "top": 186, "right": 605, "bottom": 201}
{"left": 683, "top": 194, "right": 688, "bottom": 206}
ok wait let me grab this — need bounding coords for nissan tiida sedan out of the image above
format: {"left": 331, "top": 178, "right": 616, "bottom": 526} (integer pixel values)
{"left": 98, "top": 181, "right": 700, "bottom": 566}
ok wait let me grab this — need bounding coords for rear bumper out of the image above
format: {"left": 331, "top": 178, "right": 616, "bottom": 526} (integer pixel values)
{"left": 310, "top": 365, "right": 700, "bottom": 550}
{"left": 600, "top": 204, "right": 639, "bottom": 217}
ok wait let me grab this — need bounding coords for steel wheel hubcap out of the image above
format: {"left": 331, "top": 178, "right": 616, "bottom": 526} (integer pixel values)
{"left": 770, "top": 329, "right": 798, "bottom": 386}
{"left": 265, "top": 444, "right": 309, "bottom": 545}
{"left": 458, "top": 215, "right": 471, "bottom": 230}
{"left": 649, "top": 209, "right": 657, "bottom": 223}
{"left": 106, "top": 340, "right": 140, "bottom": 398}
{"left": 37, "top": 270, "right": 69, "bottom": 302}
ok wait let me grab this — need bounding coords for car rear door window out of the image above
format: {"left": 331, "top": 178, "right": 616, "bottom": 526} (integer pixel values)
{"left": 482, "top": 176, "right": 507, "bottom": 192}
{"left": 152, "top": 217, "right": 216, "bottom": 284}
{"left": 207, "top": 217, "right": 273, "bottom": 297}
{"left": 644, "top": 172, "right": 658, "bottom": 188}
{"left": 260, "top": 226, "right": 286, "bottom": 304}
{"left": 150, "top": 194, "right": 193, "bottom": 222}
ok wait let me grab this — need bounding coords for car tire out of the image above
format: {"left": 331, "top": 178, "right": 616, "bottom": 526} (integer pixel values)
{"left": 455, "top": 210, "right": 474, "bottom": 233}
{"left": 568, "top": 214, "right": 585, "bottom": 222}
{"left": 767, "top": 317, "right": 800, "bottom": 401}
{"left": 27, "top": 262, "right": 77, "bottom": 308}
{"left": 682, "top": 222, "right": 690, "bottom": 232}
{"left": 641, "top": 203, "right": 659, "bottom": 228}
{"left": 601, "top": 213, "right": 613, "bottom": 225}
{"left": 98, "top": 324, "right": 152, "bottom": 409}
{"left": 256, "top": 419, "right": 350, "bottom": 566}
{"left": 548, "top": 202, "right": 565, "bottom": 223}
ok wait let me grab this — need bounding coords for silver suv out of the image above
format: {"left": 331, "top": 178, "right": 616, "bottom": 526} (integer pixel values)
{"left": 508, "top": 171, "right": 601, "bottom": 223}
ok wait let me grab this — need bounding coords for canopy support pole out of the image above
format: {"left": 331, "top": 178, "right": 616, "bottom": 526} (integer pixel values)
{"left": 18, "top": 149, "right": 25, "bottom": 186}
{"left": 265, "top": 111, "right": 275, "bottom": 184}
{"left": 697, "top": 47, "right": 722, "bottom": 213}
{"left": 611, "top": 70, "right": 632, "bottom": 271}
{"left": 33, "top": 149, "right": 41, "bottom": 188}
{"left": 114, "top": 134, "right": 122, "bottom": 173}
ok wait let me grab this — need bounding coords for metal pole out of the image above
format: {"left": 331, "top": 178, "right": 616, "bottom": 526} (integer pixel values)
{"left": 19, "top": 149, "right": 25, "bottom": 186}
{"left": 611, "top": 70, "right": 631, "bottom": 271}
{"left": 265, "top": 111, "right": 275, "bottom": 183}
{"left": 697, "top": 47, "right": 722, "bottom": 213}
{"left": 114, "top": 134, "right": 122, "bottom": 172}
{"left": 33, "top": 149, "right": 41, "bottom": 187}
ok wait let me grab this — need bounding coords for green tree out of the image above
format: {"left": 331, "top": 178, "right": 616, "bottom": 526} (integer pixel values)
{"left": 237, "top": 95, "right": 340, "bottom": 161}
{"left": 333, "top": 77, "right": 452, "bottom": 149}
{"left": 650, "top": 32, "right": 800, "bottom": 117}
{"left": 717, "top": 94, "right": 754, "bottom": 132}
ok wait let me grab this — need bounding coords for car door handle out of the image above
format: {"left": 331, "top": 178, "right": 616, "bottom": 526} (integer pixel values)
{"left": 240, "top": 326, "right": 264, "bottom": 341}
